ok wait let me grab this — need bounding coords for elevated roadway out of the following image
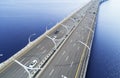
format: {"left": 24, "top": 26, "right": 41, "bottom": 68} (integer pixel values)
{"left": 36, "top": 0, "right": 100, "bottom": 78}
{"left": 0, "top": 0, "right": 104, "bottom": 78}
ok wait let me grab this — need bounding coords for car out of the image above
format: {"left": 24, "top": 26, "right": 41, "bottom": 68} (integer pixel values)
{"left": 28, "top": 60, "right": 38, "bottom": 68}
{"left": 53, "top": 36, "right": 57, "bottom": 39}
{"left": 54, "top": 30, "right": 59, "bottom": 34}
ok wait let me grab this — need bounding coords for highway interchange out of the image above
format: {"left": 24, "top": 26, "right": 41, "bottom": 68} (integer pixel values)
{"left": 0, "top": 0, "right": 100, "bottom": 78}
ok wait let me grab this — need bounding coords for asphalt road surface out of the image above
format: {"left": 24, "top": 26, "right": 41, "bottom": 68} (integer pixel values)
{"left": 37, "top": 0, "right": 99, "bottom": 78}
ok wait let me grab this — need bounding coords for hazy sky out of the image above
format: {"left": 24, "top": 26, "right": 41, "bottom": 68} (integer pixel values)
{"left": 100, "top": 0, "right": 120, "bottom": 27}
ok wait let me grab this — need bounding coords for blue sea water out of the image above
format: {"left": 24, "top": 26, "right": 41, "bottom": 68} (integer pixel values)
{"left": 86, "top": 0, "right": 120, "bottom": 78}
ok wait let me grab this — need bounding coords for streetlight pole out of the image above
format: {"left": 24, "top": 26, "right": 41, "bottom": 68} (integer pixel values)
{"left": 61, "top": 24, "right": 69, "bottom": 34}
{"left": 78, "top": 40, "right": 90, "bottom": 50}
{"left": 45, "top": 34, "right": 57, "bottom": 49}
{"left": 28, "top": 33, "right": 36, "bottom": 44}
{"left": 13, "top": 59, "right": 40, "bottom": 78}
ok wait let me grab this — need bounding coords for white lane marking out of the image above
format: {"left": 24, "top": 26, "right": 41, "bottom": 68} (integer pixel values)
{"left": 61, "top": 75, "right": 67, "bottom": 78}
{"left": 70, "top": 40, "right": 73, "bottom": 43}
{"left": 73, "top": 43, "right": 76, "bottom": 47}
{"left": 42, "top": 50, "right": 47, "bottom": 54}
{"left": 77, "top": 47, "right": 79, "bottom": 50}
{"left": 65, "top": 56, "right": 69, "bottom": 61}
{"left": 49, "top": 69, "right": 54, "bottom": 76}
{"left": 24, "top": 61, "right": 29, "bottom": 65}
{"left": 20, "top": 58, "right": 26, "bottom": 62}
{"left": 62, "top": 51, "right": 66, "bottom": 55}
{"left": 40, "top": 46, "right": 44, "bottom": 50}
{"left": 37, "top": 45, "right": 41, "bottom": 48}
{"left": 70, "top": 61, "right": 73, "bottom": 67}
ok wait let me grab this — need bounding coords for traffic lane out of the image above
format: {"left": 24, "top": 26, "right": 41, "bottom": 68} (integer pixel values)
{"left": 38, "top": 49, "right": 66, "bottom": 78}
{"left": 0, "top": 39, "right": 54, "bottom": 78}
{"left": 81, "top": 12, "right": 97, "bottom": 46}
{"left": 0, "top": 36, "right": 86, "bottom": 78}
{"left": 41, "top": 8, "right": 94, "bottom": 78}
{"left": 39, "top": 30, "right": 88, "bottom": 78}
{"left": 76, "top": 25, "right": 90, "bottom": 44}
{"left": 84, "top": 5, "right": 98, "bottom": 29}
{"left": 56, "top": 28, "right": 90, "bottom": 78}
{"left": 18, "top": 37, "right": 54, "bottom": 63}
{"left": 0, "top": 26, "right": 56, "bottom": 78}
{"left": 77, "top": 48, "right": 89, "bottom": 78}
{"left": 10, "top": 66, "right": 28, "bottom": 78}
{"left": 0, "top": 62, "right": 26, "bottom": 78}
{"left": 35, "top": 1, "right": 94, "bottom": 78}
{"left": 39, "top": 18, "right": 91, "bottom": 78}
{"left": 87, "top": 31, "right": 93, "bottom": 47}
{"left": 72, "top": 1, "right": 92, "bottom": 19}
{"left": 63, "top": 19, "right": 75, "bottom": 27}
{"left": 76, "top": 13, "right": 95, "bottom": 40}
{"left": 83, "top": 14, "right": 96, "bottom": 30}
{"left": 62, "top": 19, "right": 76, "bottom": 30}
{"left": 18, "top": 28, "right": 62, "bottom": 62}
{"left": 77, "top": 27, "right": 93, "bottom": 47}
{"left": 18, "top": 37, "right": 53, "bottom": 60}
{"left": 55, "top": 43, "right": 85, "bottom": 78}
{"left": 49, "top": 26, "right": 66, "bottom": 39}
{"left": 39, "top": 0, "right": 93, "bottom": 75}
{"left": 80, "top": 16, "right": 94, "bottom": 28}
{"left": 39, "top": 5, "right": 95, "bottom": 77}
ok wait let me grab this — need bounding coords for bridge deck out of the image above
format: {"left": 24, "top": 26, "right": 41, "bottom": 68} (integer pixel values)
{"left": 0, "top": 0, "right": 100, "bottom": 78}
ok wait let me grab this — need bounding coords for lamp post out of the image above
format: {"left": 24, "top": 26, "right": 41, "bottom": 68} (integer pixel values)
{"left": 45, "top": 34, "right": 57, "bottom": 49}
{"left": 78, "top": 40, "right": 90, "bottom": 50}
{"left": 61, "top": 24, "right": 69, "bottom": 34}
{"left": 13, "top": 59, "right": 40, "bottom": 78}
{"left": 28, "top": 33, "right": 36, "bottom": 44}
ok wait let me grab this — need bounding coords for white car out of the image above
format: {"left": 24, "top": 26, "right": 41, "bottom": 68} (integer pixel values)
{"left": 28, "top": 60, "right": 37, "bottom": 68}
{"left": 53, "top": 36, "right": 57, "bottom": 39}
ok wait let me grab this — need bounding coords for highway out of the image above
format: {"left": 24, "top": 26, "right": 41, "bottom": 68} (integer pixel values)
{"left": 0, "top": 0, "right": 100, "bottom": 78}
{"left": 37, "top": 0, "right": 99, "bottom": 78}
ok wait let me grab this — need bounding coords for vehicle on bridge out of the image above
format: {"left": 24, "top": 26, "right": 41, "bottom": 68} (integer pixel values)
{"left": 28, "top": 60, "right": 37, "bottom": 68}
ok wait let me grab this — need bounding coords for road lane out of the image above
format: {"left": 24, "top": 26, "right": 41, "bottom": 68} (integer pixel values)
{"left": 37, "top": 0, "right": 99, "bottom": 78}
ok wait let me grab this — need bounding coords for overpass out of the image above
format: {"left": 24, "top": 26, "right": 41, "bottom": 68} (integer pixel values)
{"left": 0, "top": 0, "right": 106, "bottom": 78}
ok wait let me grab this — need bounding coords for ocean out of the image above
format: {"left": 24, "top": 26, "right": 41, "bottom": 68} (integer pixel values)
{"left": 86, "top": 0, "right": 120, "bottom": 78}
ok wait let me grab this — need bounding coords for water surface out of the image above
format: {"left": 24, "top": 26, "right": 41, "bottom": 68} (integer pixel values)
{"left": 86, "top": 0, "right": 120, "bottom": 78}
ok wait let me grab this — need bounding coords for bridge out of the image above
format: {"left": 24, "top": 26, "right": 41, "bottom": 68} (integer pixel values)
{"left": 0, "top": 0, "right": 106, "bottom": 78}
